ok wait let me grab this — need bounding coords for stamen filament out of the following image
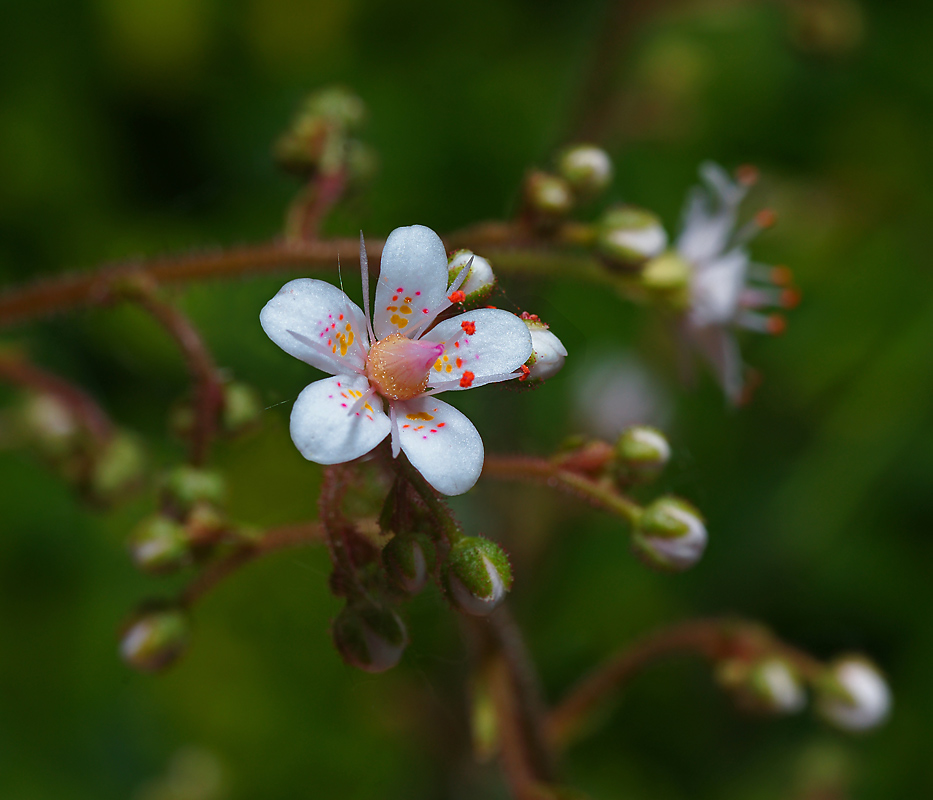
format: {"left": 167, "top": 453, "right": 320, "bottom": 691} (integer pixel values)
{"left": 286, "top": 329, "right": 365, "bottom": 375}
{"left": 407, "top": 257, "right": 473, "bottom": 340}
{"left": 346, "top": 386, "right": 377, "bottom": 417}
{"left": 389, "top": 403, "right": 401, "bottom": 457}
{"left": 359, "top": 232, "right": 376, "bottom": 347}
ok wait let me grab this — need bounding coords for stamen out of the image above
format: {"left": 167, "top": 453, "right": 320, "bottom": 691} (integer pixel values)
{"left": 737, "top": 311, "right": 786, "bottom": 335}
{"left": 735, "top": 164, "right": 759, "bottom": 187}
{"left": 407, "top": 257, "right": 473, "bottom": 339}
{"left": 425, "top": 368, "right": 526, "bottom": 395}
{"left": 359, "top": 232, "right": 376, "bottom": 346}
{"left": 461, "top": 320, "right": 476, "bottom": 336}
{"left": 459, "top": 371, "right": 475, "bottom": 388}
{"left": 389, "top": 404, "right": 400, "bottom": 457}
{"left": 346, "top": 386, "right": 376, "bottom": 417}
{"left": 286, "top": 330, "right": 365, "bottom": 375}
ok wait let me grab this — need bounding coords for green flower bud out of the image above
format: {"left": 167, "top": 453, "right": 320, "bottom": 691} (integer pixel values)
{"left": 817, "top": 656, "right": 891, "bottom": 732}
{"left": 443, "top": 537, "right": 513, "bottom": 616}
{"left": 557, "top": 144, "right": 613, "bottom": 197}
{"left": 120, "top": 607, "right": 189, "bottom": 673}
{"left": 382, "top": 533, "right": 436, "bottom": 595}
{"left": 448, "top": 250, "right": 497, "bottom": 303}
{"left": 615, "top": 425, "right": 671, "bottom": 481}
{"left": 221, "top": 382, "right": 263, "bottom": 436}
{"left": 750, "top": 658, "right": 807, "bottom": 714}
{"left": 91, "top": 432, "right": 145, "bottom": 503}
{"left": 128, "top": 515, "right": 190, "bottom": 574}
{"left": 344, "top": 140, "right": 379, "bottom": 188}
{"left": 163, "top": 466, "right": 225, "bottom": 512}
{"left": 20, "top": 393, "right": 80, "bottom": 458}
{"left": 596, "top": 206, "right": 668, "bottom": 269}
{"left": 640, "top": 251, "right": 691, "bottom": 306}
{"left": 332, "top": 602, "right": 408, "bottom": 673}
{"left": 525, "top": 171, "right": 574, "bottom": 220}
{"left": 632, "top": 496, "right": 707, "bottom": 572}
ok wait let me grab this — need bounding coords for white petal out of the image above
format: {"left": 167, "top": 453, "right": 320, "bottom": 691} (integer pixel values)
{"left": 290, "top": 375, "right": 390, "bottom": 464}
{"left": 373, "top": 225, "right": 449, "bottom": 340}
{"left": 421, "top": 309, "right": 533, "bottom": 391}
{"left": 687, "top": 324, "right": 745, "bottom": 405}
{"left": 689, "top": 249, "right": 749, "bottom": 326}
{"left": 528, "top": 327, "right": 568, "bottom": 381}
{"left": 394, "top": 396, "right": 483, "bottom": 496}
{"left": 261, "top": 279, "right": 369, "bottom": 374}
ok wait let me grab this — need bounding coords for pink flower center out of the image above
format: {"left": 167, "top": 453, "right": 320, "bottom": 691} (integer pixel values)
{"left": 366, "top": 333, "right": 444, "bottom": 401}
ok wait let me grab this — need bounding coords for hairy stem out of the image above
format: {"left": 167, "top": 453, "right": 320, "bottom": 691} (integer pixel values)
{"left": 546, "top": 617, "right": 825, "bottom": 749}
{"left": 390, "top": 453, "right": 464, "bottom": 544}
{"left": 179, "top": 521, "right": 325, "bottom": 607}
{"left": 482, "top": 453, "right": 642, "bottom": 525}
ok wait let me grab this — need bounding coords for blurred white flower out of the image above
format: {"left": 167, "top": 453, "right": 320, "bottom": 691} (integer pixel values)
{"left": 819, "top": 657, "right": 891, "bottom": 732}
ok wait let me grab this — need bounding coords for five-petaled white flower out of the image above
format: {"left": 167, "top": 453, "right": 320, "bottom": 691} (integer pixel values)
{"left": 260, "top": 225, "right": 533, "bottom": 496}
{"left": 676, "top": 162, "right": 799, "bottom": 404}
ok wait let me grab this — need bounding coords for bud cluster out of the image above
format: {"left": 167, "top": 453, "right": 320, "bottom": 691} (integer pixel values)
{"left": 523, "top": 144, "right": 614, "bottom": 229}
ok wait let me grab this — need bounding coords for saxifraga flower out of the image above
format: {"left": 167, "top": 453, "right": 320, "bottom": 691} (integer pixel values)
{"left": 675, "top": 162, "right": 799, "bottom": 404}
{"left": 260, "top": 225, "right": 533, "bottom": 495}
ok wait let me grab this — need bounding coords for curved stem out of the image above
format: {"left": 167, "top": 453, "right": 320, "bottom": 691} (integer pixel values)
{"left": 482, "top": 453, "right": 642, "bottom": 525}
{"left": 546, "top": 617, "right": 825, "bottom": 749}
{"left": 122, "top": 278, "right": 224, "bottom": 466}
{"left": 389, "top": 452, "right": 464, "bottom": 544}
{"left": 179, "top": 521, "right": 325, "bottom": 608}
{"left": 0, "top": 352, "right": 114, "bottom": 444}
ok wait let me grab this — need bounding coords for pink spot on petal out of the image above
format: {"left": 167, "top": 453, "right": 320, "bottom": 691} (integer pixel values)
{"left": 422, "top": 436, "right": 428, "bottom": 440}
{"left": 341, "top": 403, "right": 347, "bottom": 408}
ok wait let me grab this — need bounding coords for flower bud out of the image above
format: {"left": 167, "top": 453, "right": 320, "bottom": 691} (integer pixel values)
{"left": 128, "top": 515, "right": 190, "bottom": 574}
{"left": 524, "top": 171, "right": 574, "bottom": 220}
{"left": 221, "top": 382, "right": 263, "bottom": 436}
{"left": 557, "top": 144, "right": 613, "bottom": 197}
{"left": 615, "top": 425, "right": 670, "bottom": 481}
{"left": 448, "top": 250, "right": 497, "bottom": 302}
{"left": 596, "top": 206, "right": 668, "bottom": 268}
{"left": 632, "top": 496, "right": 707, "bottom": 571}
{"left": 120, "top": 607, "right": 189, "bottom": 673}
{"left": 640, "top": 251, "right": 691, "bottom": 306}
{"left": 751, "top": 658, "right": 807, "bottom": 714}
{"left": 163, "top": 466, "right": 226, "bottom": 512}
{"left": 20, "top": 393, "right": 80, "bottom": 458}
{"left": 817, "top": 656, "right": 891, "bottom": 732}
{"left": 90, "top": 432, "right": 146, "bottom": 504}
{"left": 382, "top": 533, "right": 436, "bottom": 595}
{"left": 443, "top": 537, "right": 513, "bottom": 616}
{"left": 332, "top": 602, "right": 408, "bottom": 673}
{"left": 523, "top": 319, "right": 568, "bottom": 382}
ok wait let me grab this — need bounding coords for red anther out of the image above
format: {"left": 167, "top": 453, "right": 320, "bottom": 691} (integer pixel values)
{"left": 781, "top": 288, "right": 802, "bottom": 309}
{"left": 520, "top": 311, "right": 540, "bottom": 322}
{"left": 755, "top": 209, "right": 777, "bottom": 229}
{"left": 735, "top": 164, "right": 760, "bottom": 186}
{"left": 518, "top": 364, "right": 531, "bottom": 382}
{"left": 485, "top": 305, "right": 498, "bottom": 309}
{"left": 770, "top": 265, "right": 793, "bottom": 286}
{"left": 767, "top": 314, "right": 787, "bottom": 335}
{"left": 448, "top": 290, "right": 466, "bottom": 303}
{"left": 459, "top": 371, "right": 475, "bottom": 388}
{"left": 461, "top": 320, "right": 476, "bottom": 335}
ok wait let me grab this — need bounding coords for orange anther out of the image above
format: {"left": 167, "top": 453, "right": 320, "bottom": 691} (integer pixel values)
{"left": 448, "top": 290, "right": 466, "bottom": 303}
{"left": 459, "top": 371, "right": 475, "bottom": 388}
{"left": 780, "top": 288, "right": 801, "bottom": 309}
{"left": 767, "top": 314, "right": 787, "bottom": 335}
{"left": 770, "top": 265, "right": 793, "bottom": 286}
{"left": 461, "top": 320, "right": 476, "bottom": 335}
{"left": 735, "top": 164, "right": 759, "bottom": 187}
{"left": 519, "top": 364, "right": 531, "bottom": 382}
{"left": 755, "top": 209, "right": 777, "bottom": 229}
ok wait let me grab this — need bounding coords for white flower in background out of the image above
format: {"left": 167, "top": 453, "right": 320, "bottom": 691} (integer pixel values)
{"left": 818, "top": 657, "right": 891, "bottom": 732}
{"left": 753, "top": 658, "right": 807, "bottom": 714}
{"left": 260, "top": 225, "right": 533, "bottom": 496}
{"left": 675, "top": 162, "right": 799, "bottom": 403}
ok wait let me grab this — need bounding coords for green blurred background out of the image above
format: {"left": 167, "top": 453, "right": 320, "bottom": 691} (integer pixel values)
{"left": 1, "top": 0, "right": 931, "bottom": 797}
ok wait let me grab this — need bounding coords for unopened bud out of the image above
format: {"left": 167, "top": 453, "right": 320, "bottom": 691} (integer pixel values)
{"left": 382, "top": 533, "right": 436, "bottom": 595}
{"left": 128, "top": 515, "right": 190, "bottom": 574}
{"left": 163, "top": 466, "right": 226, "bottom": 512}
{"left": 596, "top": 206, "right": 668, "bottom": 268}
{"left": 448, "top": 250, "right": 497, "bottom": 302}
{"left": 523, "top": 320, "right": 568, "bottom": 382}
{"left": 332, "top": 602, "right": 408, "bottom": 673}
{"left": 615, "top": 425, "right": 670, "bottom": 481}
{"left": 443, "top": 537, "right": 513, "bottom": 616}
{"left": 817, "top": 656, "right": 891, "bottom": 732}
{"left": 20, "top": 393, "right": 80, "bottom": 457}
{"left": 640, "top": 251, "right": 691, "bottom": 305}
{"left": 91, "top": 432, "right": 145, "bottom": 503}
{"left": 632, "top": 496, "right": 707, "bottom": 571}
{"left": 525, "top": 171, "right": 574, "bottom": 220}
{"left": 751, "top": 658, "right": 807, "bottom": 714}
{"left": 221, "top": 382, "right": 263, "bottom": 436}
{"left": 557, "top": 144, "right": 613, "bottom": 197}
{"left": 120, "top": 607, "right": 189, "bottom": 673}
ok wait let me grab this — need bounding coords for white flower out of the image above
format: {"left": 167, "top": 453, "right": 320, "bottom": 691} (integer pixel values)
{"left": 676, "top": 162, "right": 799, "bottom": 403}
{"left": 819, "top": 657, "right": 891, "bottom": 732}
{"left": 260, "top": 225, "right": 533, "bottom": 496}
{"left": 523, "top": 317, "right": 568, "bottom": 382}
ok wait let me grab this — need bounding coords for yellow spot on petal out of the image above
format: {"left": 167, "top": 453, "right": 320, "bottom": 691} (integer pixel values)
{"left": 406, "top": 412, "right": 434, "bottom": 421}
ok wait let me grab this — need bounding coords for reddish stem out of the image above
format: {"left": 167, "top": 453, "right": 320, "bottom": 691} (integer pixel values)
{"left": 546, "top": 617, "right": 825, "bottom": 749}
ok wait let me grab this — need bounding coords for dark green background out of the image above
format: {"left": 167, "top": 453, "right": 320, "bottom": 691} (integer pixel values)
{"left": 1, "top": 1, "right": 930, "bottom": 797}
